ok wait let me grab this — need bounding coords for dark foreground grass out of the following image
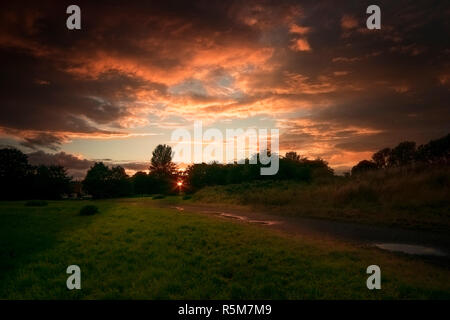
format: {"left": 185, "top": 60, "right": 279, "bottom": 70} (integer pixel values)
{"left": 0, "top": 198, "right": 449, "bottom": 299}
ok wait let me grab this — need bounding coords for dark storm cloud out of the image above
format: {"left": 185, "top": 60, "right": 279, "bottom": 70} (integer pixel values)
{"left": 0, "top": 0, "right": 448, "bottom": 163}
{"left": 272, "top": 0, "right": 449, "bottom": 158}
{"left": 27, "top": 150, "right": 93, "bottom": 169}
{"left": 27, "top": 150, "right": 149, "bottom": 179}
{"left": 313, "top": 85, "right": 450, "bottom": 148}
{"left": 0, "top": 49, "right": 164, "bottom": 133}
{"left": 21, "top": 132, "right": 65, "bottom": 150}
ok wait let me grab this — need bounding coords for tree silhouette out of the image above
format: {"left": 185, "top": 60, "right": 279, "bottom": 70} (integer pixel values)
{"left": 132, "top": 171, "right": 148, "bottom": 195}
{"left": 83, "top": 162, "right": 110, "bottom": 198}
{"left": 82, "top": 162, "right": 132, "bottom": 198}
{"left": 388, "top": 141, "right": 416, "bottom": 166}
{"left": 149, "top": 144, "right": 177, "bottom": 176}
{"left": 0, "top": 148, "right": 32, "bottom": 199}
{"left": 351, "top": 160, "right": 378, "bottom": 175}
{"left": 32, "top": 165, "right": 72, "bottom": 199}
{"left": 416, "top": 134, "right": 450, "bottom": 165}
{"left": 284, "top": 151, "right": 303, "bottom": 162}
{"left": 372, "top": 148, "right": 391, "bottom": 168}
{"left": 0, "top": 148, "right": 73, "bottom": 200}
{"left": 109, "top": 166, "right": 132, "bottom": 196}
{"left": 350, "top": 133, "right": 449, "bottom": 175}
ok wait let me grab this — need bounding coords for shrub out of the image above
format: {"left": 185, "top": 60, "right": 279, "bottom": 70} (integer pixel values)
{"left": 25, "top": 200, "right": 48, "bottom": 207}
{"left": 79, "top": 205, "right": 99, "bottom": 216}
{"left": 182, "top": 195, "right": 192, "bottom": 200}
{"left": 152, "top": 194, "right": 166, "bottom": 199}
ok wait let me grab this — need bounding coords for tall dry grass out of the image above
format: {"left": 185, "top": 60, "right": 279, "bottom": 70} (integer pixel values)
{"left": 193, "top": 166, "right": 450, "bottom": 230}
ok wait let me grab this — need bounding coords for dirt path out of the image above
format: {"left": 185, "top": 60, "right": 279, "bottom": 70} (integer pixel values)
{"left": 160, "top": 202, "right": 450, "bottom": 264}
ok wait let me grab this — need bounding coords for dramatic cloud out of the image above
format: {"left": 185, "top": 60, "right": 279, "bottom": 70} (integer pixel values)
{"left": 27, "top": 150, "right": 148, "bottom": 179}
{"left": 27, "top": 150, "right": 93, "bottom": 179}
{"left": 28, "top": 151, "right": 92, "bottom": 170}
{"left": 0, "top": 0, "right": 449, "bottom": 171}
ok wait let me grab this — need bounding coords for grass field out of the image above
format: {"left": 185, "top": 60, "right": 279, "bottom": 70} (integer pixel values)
{"left": 1, "top": 198, "right": 449, "bottom": 299}
{"left": 192, "top": 166, "right": 450, "bottom": 231}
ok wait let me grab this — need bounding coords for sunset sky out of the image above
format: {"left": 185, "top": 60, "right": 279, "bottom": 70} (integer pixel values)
{"left": 1, "top": 0, "right": 449, "bottom": 178}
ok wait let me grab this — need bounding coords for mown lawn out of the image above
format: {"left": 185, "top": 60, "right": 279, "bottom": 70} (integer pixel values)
{"left": 0, "top": 198, "right": 449, "bottom": 299}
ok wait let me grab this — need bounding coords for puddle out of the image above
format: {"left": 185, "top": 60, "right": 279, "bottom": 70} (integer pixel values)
{"left": 374, "top": 243, "right": 447, "bottom": 256}
{"left": 219, "top": 213, "right": 246, "bottom": 221}
{"left": 176, "top": 209, "right": 278, "bottom": 225}
{"left": 248, "top": 219, "right": 279, "bottom": 226}
{"left": 219, "top": 213, "right": 279, "bottom": 226}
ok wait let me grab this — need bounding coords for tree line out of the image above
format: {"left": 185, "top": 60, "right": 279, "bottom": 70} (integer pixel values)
{"left": 87, "top": 147, "right": 334, "bottom": 197}
{"left": 0, "top": 148, "right": 72, "bottom": 200}
{"left": 351, "top": 133, "right": 450, "bottom": 175}
{"left": 83, "top": 144, "right": 179, "bottom": 198}
{"left": 183, "top": 153, "right": 333, "bottom": 191}
{"left": 0, "top": 144, "right": 333, "bottom": 199}
{"left": 0, "top": 144, "right": 180, "bottom": 200}
{"left": 1, "top": 133, "right": 448, "bottom": 200}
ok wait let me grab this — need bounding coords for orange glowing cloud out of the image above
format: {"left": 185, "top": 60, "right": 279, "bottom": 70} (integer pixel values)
{"left": 289, "top": 38, "right": 311, "bottom": 52}
{"left": 341, "top": 15, "right": 358, "bottom": 30}
{"left": 1, "top": 1, "right": 448, "bottom": 172}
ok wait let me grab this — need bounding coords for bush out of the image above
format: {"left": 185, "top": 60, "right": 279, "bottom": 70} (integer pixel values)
{"left": 152, "top": 194, "right": 166, "bottom": 199}
{"left": 79, "top": 205, "right": 99, "bottom": 216}
{"left": 182, "top": 195, "right": 192, "bottom": 200}
{"left": 25, "top": 200, "right": 48, "bottom": 207}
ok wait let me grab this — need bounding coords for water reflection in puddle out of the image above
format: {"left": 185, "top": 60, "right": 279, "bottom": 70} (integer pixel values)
{"left": 374, "top": 243, "right": 447, "bottom": 256}
{"left": 219, "top": 213, "right": 279, "bottom": 226}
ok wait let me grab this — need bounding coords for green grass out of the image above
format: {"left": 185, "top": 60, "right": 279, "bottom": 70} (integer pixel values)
{"left": 192, "top": 166, "right": 450, "bottom": 231}
{"left": 0, "top": 198, "right": 449, "bottom": 299}
{"left": 24, "top": 200, "right": 48, "bottom": 207}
